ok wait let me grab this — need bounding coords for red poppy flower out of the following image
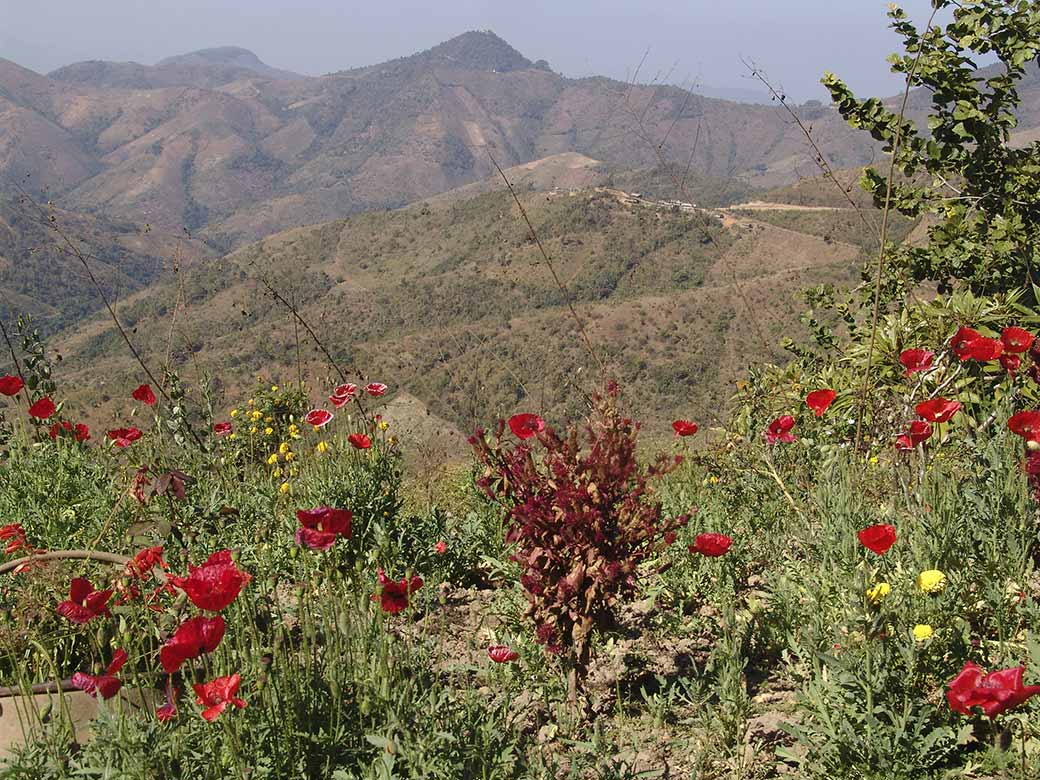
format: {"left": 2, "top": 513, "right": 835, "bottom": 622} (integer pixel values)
{"left": 434, "top": 540, "right": 447, "bottom": 555}
{"left": 365, "top": 382, "right": 388, "bottom": 397}
{"left": 0, "top": 523, "right": 28, "bottom": 555}
{"left": 193, "top": 674, "right": 246, "bottom": 722}
{"left": 688, "top": 532, "right": 733, "bottom": 557}
{"left": 895, "top": 420, "right": 932, "bottom": 450}
{"left": 157, "top": 679, "right": 179, "bottom": 722}
{"left": 373, "top": 569, "right": 423, "bottom": 614}
{"left": 107, "top": 427, "right": 143, "bottom": 447}
{"left": 946, "top": 661, "right": 1040, "bottom": 719}
{"left": 1000, "top": 354, "right": 1021, "bottom": 376}
{"left": 951, "top": 327, "right": 982, "bottom": 360}
{"left": 168, "top": 550, "right": 251, "bottom": 612}
{"left": 1008, "top": 410, "right": 1040, "bottom": 442}
{"left": 765, "top": 415, "right": 796, "bottom": 445}
{"left": 126, "top": 545, "right": 167, "bottom": 579}
{"left": 329, "top": 382, "right": 358, "bottom": 408}
{"left": 899, "top": 349, "right": 934, "bottom": 377}
{"left": 344, "top": 432, "right": 370, "bottom": 450}
{"left": 132, "top": 384, "right": 156, "bottom": 406}
{"left": 71, "top": 649, "right": 128, "bottom": 700}
{"left": 295, "top": 506, "right": 352, "bottom": 551}
{"left": 488, "top": 645, "right": 519, "bottom": 663}
{"left": 959, "top": 336, "right": 1004, "bottom": 362}
{"left": 805, "top": 390, "right": 836, "bottom": 417}
{"left": 0, "top": 374, "right": 23, "bottom": 396}
{"left": 857, "top": 523, "right": 896, "bottom": 555}
{"left": 304, "top": 408, "right": 333, "bottom": 428}
{"left": 672, "top": 420, "right": 698, "bottom": 437}
{"left": 1002, "top": 327, "right": 1035, "bottom": 354}
{"left": 915, "top": 398, "right": 961, "bottom": 424}
{"left": 160, "top": 616, "right": 226, "bottom": 673}
{"left": 28, "top": 397, "right": 56, "bottom": 420}
{"left": 212, "top": 422, "right": 232, "bottom": 437}
{"left": 508, "top": 413, "right": 545, "bottom": 440}
{"left": 74, "top": 423, "right": 90, "bottom": 441}
{"left": 57, "top": 577, "right": 113, "bottom": 624}
{"left": 333, "top": 382, "right": 358, "bottom": 398}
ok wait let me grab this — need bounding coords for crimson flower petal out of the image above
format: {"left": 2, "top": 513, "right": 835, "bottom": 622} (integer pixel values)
{"left": 28, "top": 397, "right": 56, "bottom": 420}
{"left": 857, "top": 524, "right": 896, "bottom": 555}
{"left": 304, "top": 409, "right": 333, "bottom": 428}
{"left": 688, "top": 533, "right": 732, "bottom": 557}
{"left": 899, "top": 349, "right": 934, "bottom": 377}
{"left": 672, "top": 419, "right": 698, "bottom": 437}
{"left": 765, "top": 415, "right": 796, "bottom": 445}
{"left": 805, "top": 390, "right": 836, "bottom": 417}
{"left": 508, "top": 413, "right": 545, "bottom": 440}
{"left": 131, "top": 384, "right": 156, "bottom": 405}
{"left": 915, "top": 398, "right": 961, "bottom": 424}
{"left": 488, "top": 645, "right": 520, "bottom": 663}
{"left": 1001, "top": 327, "right": 1035, "bottom": 354}
{"left": 0, "top": 375, "right": 24, "bottom": 396}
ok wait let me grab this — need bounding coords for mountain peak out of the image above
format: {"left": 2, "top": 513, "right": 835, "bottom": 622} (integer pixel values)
{"left": 156, "top": 47, "right": 303, "bottom": 79}
{"left": 423, "top": 31, "right": 532, "bottom": 72}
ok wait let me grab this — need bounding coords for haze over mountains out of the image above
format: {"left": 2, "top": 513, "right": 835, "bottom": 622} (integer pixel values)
{"left": 1, "top": 31, "right": 1038, "bottom": 434}
{"left": 2, "top": 31, "right": 885, "bottom": 247}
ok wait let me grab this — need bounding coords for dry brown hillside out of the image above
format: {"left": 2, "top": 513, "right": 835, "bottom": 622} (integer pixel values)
{"left": 53, "top": 184, "right": 863, "bottom": 439}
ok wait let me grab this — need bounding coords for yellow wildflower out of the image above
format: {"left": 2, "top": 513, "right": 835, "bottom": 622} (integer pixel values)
{"left": 379, "top": 420, "right": 389, "bottom": 431}
{"left": 267, "top": 453, "right": 279, "bottom": 465}
{"left": 912, "top": 624, "right": 934, "bottom": 642}
{"left": 917, "top": 570, "right": 947, "bottom": 594}
{"left": 288, "top": 424, "right": 300, "bottom": 438}
{"left": 388, "top": 435, "right": 398, "bottom": 446}
{"left": 247, "top": 398, "right": 255, "bottom": 406}
{"left": 271, "top": 385, "right": 279, "bottom": 392}
{"left": 264, "top": 427, "right": 274, "bottom": 436}
{"left": 228, "top": 433, "right": 237, "bottom": 440}
{"left": 250, "top": 410, "right": 262, "bottom": 421}
{"left": 279, "top": 482, "right": 290, "bottom": 495}
{"left": 316, "top": 441, "right": 330, "bottom": 454}
{"left": 230, "top": 409, "right": 239, "bottom": 418}
{"left": 708, "top": 475, "right": 719, "bottom": 485}
{"left": 264, "top": 416, "right": 273, "bottom": 423}
{"left": 249, "top": 426, "right": 258, "bottom": 434}
{"left": 285, "top": 452, "right": 295, "bottom": 462}
{"left": 272, "top": 468, "right": 283, "bottom": 478}
{"left": 866, "top": 582, "right": 891, "bottom": 605}
{"left": 279, "top": 442, "right": 290, "bottom": 454}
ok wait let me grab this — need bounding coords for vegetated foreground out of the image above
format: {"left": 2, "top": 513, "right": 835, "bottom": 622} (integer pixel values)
{"left": 0, "top": 329, "right": 1039, "bottom": 778}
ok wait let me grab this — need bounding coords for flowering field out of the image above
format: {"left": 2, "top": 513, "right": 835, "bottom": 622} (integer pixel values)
{"left": 0, "top": 329, "right": 1039, "bottom": 779}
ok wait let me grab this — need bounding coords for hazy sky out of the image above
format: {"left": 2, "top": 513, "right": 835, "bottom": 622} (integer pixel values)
{"left": 2, "top": 0, "right": 947, "bottom": 101}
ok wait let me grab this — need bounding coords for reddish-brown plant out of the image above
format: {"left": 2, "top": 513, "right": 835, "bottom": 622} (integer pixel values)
{"left": 470, "top": 385, "right": 687, "bottom": 704}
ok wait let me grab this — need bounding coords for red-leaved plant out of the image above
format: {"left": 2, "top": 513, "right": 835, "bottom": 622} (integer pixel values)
{"left": 470, "top": 384, "right": 688, "bottom": 708}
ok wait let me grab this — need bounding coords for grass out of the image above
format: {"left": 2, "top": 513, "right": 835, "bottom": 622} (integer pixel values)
{"left": 1, "top": 368, "right": 1038, "bottom": 779}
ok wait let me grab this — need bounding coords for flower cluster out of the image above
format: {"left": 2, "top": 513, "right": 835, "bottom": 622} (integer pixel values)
{"left": 55, "top": 547, "right": 251, "bottom": 720}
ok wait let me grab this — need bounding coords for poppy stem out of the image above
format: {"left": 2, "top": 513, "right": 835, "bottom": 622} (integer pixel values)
{"left": 0, "top": 549, "right": 135, "bottom": 577}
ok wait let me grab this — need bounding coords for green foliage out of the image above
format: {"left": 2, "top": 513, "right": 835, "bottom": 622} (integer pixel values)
{"left": 823, "top": 0, "right": 1040, "bottom": 296}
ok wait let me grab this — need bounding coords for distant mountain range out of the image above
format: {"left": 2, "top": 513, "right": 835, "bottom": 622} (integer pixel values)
{"left": 1, "top": 31, "right": 893, "bottom": 250}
